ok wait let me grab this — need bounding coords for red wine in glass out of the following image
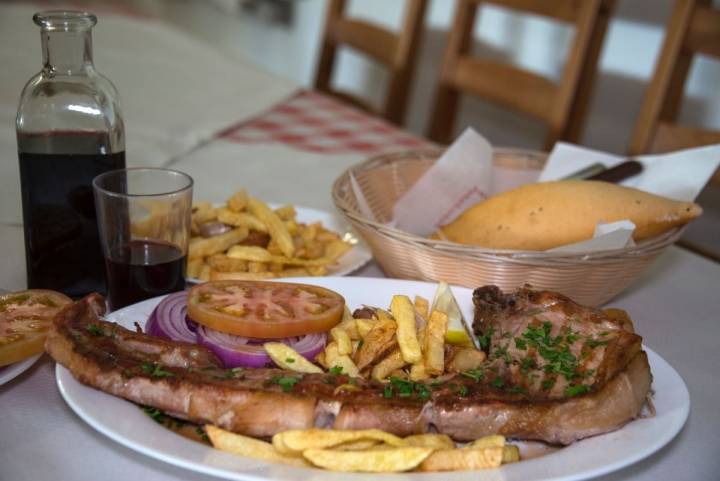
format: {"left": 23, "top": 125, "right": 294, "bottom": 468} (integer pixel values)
{"left": 105, "top": 239, "right": 186, "bottom": 311}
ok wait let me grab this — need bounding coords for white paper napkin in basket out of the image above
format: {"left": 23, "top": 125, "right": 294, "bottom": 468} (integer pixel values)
{"left": 354, "top": 129, "right": 720, "bottom": 253}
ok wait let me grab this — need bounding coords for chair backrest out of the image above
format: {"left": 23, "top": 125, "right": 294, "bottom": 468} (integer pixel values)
{"left": 314, "top": 0, "right": 428, "bottom": 125}
{"left": 427, "top": 0, "right": 614, "bottom": 151}
{"left": 629, "top": 0, "right": 720, "bottom": 155}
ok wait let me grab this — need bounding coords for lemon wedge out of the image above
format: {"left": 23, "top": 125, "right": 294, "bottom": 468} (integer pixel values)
{"left": 430, "top": 281, "right": 476, "bottom": 348}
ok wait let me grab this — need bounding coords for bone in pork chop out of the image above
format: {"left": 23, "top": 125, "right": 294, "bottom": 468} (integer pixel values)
{"left": 46, "top": 289, "right": 652, "bottom": 445}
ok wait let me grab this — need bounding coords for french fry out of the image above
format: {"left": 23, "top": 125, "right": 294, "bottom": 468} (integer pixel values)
{"left": 186, "top": 258, "right": 203, "bottom": 279}
{"left": 306, "top": 265, "right": 328, "bottom": 276}
{"left": 226, "top": 245, "right": 273, "bottom": 263}
{"left": 409, "top": 362, "right": 429, "bottom": 382}
{"left": 501, "top": 445, "right": 521, "bottom": 463}
{"left": 418, "top": 447, "right": 504, "bottom": 472}
{"left": 192, "top": 202, "right": 217, "bottom": 224}
{"left": 329, "top": 355, "right": 359, "bottom": 377}
{"left": 276, "top": 267, "right": 310, "bottom": 277}
{"left": 324, "top": 342, "right": 339, "bottom": 366}
{"left": 205, "top": 425, "right": 308, "bottom": 467}
{"left": 414, "top": 296, "right": 429, "bottom": 319}
{"left": 355, "top": 319, "right": 374, "bottom": 338}
{"left": 324, "top": 240, "right": 352, "bottom": 260}
{"left": 330, "top": 327, "right": 352, "bottom": 355}
{"left": 189, "top": 227, "right": 248, "bottom": 260}
{"left": 371, "top": 349, "right": 406, "bottom": 381}
{"left": 248, "top": 261, "right": 268, "bottom": 273}
{"left": 207, "top": 254, "right": 248, "bottom": 273}
{"left": 424, "top": 310, "right": 448, "bottom": 376}
{"left": 274, "top": 204, "right": 296, "bottom": 221}
{"left": 404, "top": 434, "right": 455, "bottom": 449}
{"left": 354, "top": 319, "right": 397, "bottom": 371}
{"left": 226, "top": 189, "right": 249, "bottom": 212}
{"left": 273, "top": 428, "right": 406, "bottom": 455}
{"left": 269, "top": 256, "right": 332, "bottom": 267}
{"left": 217, "top": 208, "right": 268, "bottom": 233}
{"left": 209, "top": 270, "right": 276, "bottom": 281}
{"left": 334, "top": 440, "right": 379, "bottom": 451}
{"left": 391, "top": 296, "right": 422, "bottom": 364}
{"left": 264, "top": 343, "right": 322, "bottom": 373}
{"left": 467, "top": 435, "right": 505, "bottom": 449}
{"left": 248, "top": 197, "right": 295, "bottom": 258}
{"left": 199, "top": 263, "right": 211, "bottom": 281}
{"left": 303, "top": 447, "right": 432, "bottom": 473}
{"left": 466, "top": 435, "right": 520, "bottom": 462}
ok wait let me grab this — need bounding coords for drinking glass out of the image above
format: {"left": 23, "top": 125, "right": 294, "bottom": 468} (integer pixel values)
{"left": 93, "top": 168, "right": 193, "bottom": 311}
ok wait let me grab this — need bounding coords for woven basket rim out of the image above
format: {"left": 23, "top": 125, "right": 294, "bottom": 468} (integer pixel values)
{"left": 331, "top": 148, "right": 684, "bottom": 264}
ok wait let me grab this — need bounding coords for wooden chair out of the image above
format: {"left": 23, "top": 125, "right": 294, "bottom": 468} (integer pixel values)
{"left": 629, "top": 0, "right": 720, "bottom": 156}
{"left": 629, "top": 0, "right": 720, "bottom": 262}
{"left": 314, "top": 0, "right": 428, "bottom": 125}
{"left": 427, "top": 0, "right": 615, "bottom": 151}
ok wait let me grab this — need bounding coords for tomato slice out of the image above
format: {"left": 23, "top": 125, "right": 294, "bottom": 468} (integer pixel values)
{"left": 0, "top": 289, "right": 72, "bottom": 367}
{"left": 187, "top": 280, "right": 345, "bottom": 339}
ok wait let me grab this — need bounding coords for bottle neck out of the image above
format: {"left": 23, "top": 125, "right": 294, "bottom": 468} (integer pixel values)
{"left": 41, "top": 28, "right": 94, "bottom": 76}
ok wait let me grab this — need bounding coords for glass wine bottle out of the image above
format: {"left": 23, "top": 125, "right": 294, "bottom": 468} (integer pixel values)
{"left": 16, "top": 11, "right": 126, "bottom": 298}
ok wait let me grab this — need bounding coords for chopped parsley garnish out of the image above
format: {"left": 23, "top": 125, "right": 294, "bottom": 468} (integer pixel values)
{"left": 492, "top": 345, "right": 512, "bottom": 363}
{"left": 328, "top": 366, "right": 343, "bottom": 375}
{"left": 196, "top": 426, "right": 210, "bottom": 443}
{"left": 218, "top": 367, "right": 244, "bottom": 379}
{"left": 141, "top": 362, "right": 174, "bottom": 378}
{"left": 386, "top": 377, "right": 431, "bottom": 400}
{"left": 141, "top": 406, "right": 187, "bottom": 429}
{"left": 357, "top": 339, "right": 364, "bottom": 349}
{"left": 522, "top": 322, "right": 580, "bottom": 380}
{"left": 477, "top": 326, "right": 494, "bottom": 349}
{"left": 541, "top": 377, "right": 556, "bottom": 390}
{"left": 461, "top": 368, "right": 484, "bottom": 382}
{"left": 508, "top": 385, "right": 527, "bottom": 394}
{"left": 383, "top": 384, "right": 393, "bottom": 399}
{"left": 521, "top": 357, "right": 537, "bottom": 372}
{"left": 514, "top": 337, "right": 527, "bottom": 350}
{"left": 586, "top": 338, "right": 609, "bottom": 349}
{"left": 491, "top": 377, "right": 505, "bottom": 389}
{"left": 142, "top": 406, "right": 168, "bottom": 424}
{"left": 565, "top": 384, "right": 590, "bottom": 397}
{"left": 271, "top": 375, "right": 301, "bottom": 392}
{"left": 86, "top": 324, "right": 103, "bottom": 336}
{"left": 458, "top": 385, "right": 469, "bottom": 397}
{"left": 285, "top": 357, "right": 295, "bottom": 364}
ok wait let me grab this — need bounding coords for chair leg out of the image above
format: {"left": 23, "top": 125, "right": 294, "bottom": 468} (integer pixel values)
{"left": 427, "top": 85, "right": 460, "bottom": 144}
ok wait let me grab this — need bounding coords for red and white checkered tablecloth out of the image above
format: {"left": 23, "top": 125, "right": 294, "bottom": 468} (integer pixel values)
{"left": 220, "top": 90, "right": 434, "bottom": 155}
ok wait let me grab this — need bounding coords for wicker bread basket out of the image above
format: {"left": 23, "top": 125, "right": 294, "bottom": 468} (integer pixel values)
{"left": 331, "top": 148, "right": 684, "bottom": 306}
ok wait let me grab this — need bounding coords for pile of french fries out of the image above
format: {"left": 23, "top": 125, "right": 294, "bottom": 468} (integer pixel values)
{"left": 186, "top": 190, "right": 352, "bottom": 281}
{"left": 206, "top": 426, "right": 519, "bottom": 472}
{"left": 306, "top": 292, "right": 485, "bottom": 382}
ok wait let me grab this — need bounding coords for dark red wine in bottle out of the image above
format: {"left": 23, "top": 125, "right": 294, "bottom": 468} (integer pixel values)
{"left": 18, "top": 132, "right": 125, "bottom": 298}
{"left": 105, "top": 239, "right": 187, "bottom": 311}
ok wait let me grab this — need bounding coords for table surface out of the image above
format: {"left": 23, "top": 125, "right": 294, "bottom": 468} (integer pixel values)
{"left": 1, "top": 60, "right": 719, "bottom": 481}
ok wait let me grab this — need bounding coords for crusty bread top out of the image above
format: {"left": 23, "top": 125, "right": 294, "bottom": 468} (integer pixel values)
{"left": 436, "top": 180, "right": 702, "bottom": 250}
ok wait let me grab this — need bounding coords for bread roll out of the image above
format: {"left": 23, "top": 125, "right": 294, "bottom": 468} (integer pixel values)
{"left": 435, "top": 180, "right": 702, "bottom": 250}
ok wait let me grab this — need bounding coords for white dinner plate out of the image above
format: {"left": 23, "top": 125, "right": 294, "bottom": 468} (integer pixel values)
{"left": 187, "top": 205, "right": 372, "bottom": 283}
{"left": 0, "top": 354, "right": 41, "bottom": 386}
{"left": 56, "top": 277, "right": 690, "bottom": 481}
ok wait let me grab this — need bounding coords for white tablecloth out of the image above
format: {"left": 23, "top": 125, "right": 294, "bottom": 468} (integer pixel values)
{"left": 2, "top": 240, "right": 720, "bottom": 481}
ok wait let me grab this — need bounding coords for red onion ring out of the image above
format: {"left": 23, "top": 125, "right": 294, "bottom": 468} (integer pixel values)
{"left": 196, "top": 326, "right": 326, "bottom": 368}
{"left": 145, "top": 291, "right": 197, "bottom": 344}
{"left": 146, "top": 290, "right": 327, "bottom": 368}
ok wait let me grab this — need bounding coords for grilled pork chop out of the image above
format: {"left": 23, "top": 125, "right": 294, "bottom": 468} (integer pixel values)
{"left": 46, "top": 290, "right": 652, "bottom": 445}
